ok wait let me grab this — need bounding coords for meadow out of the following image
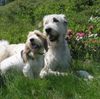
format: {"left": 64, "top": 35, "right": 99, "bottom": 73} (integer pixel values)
{"left": 0, "top": 0, "right": 100, "bottom": 99}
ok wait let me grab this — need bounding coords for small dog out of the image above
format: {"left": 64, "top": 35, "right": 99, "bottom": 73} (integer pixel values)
{"left": 0, "top": 30, "right": 48, "bottom": 78}
{"left": 40, "top": 14, "right": 72, "bottom": 78}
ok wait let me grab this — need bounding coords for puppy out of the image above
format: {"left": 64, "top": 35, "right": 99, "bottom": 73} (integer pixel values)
{"left": 0, "top": 30, "right": 48, "bottom": 78}
{"left": 40, "top": 14, "right": 72, "bottom": 78}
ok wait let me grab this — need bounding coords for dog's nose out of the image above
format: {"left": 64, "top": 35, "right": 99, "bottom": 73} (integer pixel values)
{"left": 30, "top": 38, "right": 34, "bottom": 42}
{"left": 45, "top": 28, "right": 52, "bottom": 34}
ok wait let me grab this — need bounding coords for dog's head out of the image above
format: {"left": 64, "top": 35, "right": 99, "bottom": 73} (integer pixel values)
{"left": 43, "top": 14, "right": 67, "bottom": 42}
{"left": 24, "top": 30, "right": 48, "bottom": 56}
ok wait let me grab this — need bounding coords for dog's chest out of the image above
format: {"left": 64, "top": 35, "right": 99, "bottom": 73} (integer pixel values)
{"left": 29, "top": 56, "right": 44, "bottom": 72}
{"left": 45, "top": 48, "right": 69, "bottom": 71}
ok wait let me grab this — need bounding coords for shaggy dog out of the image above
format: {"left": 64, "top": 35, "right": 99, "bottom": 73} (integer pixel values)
{"left": 0, "top": 30, "right": 48, "bottom": 78}
{"left": 40, "top": 14, "right": 72, "bottom": 78}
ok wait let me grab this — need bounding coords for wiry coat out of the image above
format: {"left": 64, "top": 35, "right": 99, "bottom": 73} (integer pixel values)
{"left": 45, "top": 41, "right": 71, "bottom": 71}
{"left": 0, "top": 30, "right": 47, "bottom": 78}
{"left": 40, "top": 14, "right": 72, "bottom": 78}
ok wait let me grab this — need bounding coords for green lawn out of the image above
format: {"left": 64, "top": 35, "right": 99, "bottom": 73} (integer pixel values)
{"left": 0, "top": 61, "right": 100, "bottom": 99}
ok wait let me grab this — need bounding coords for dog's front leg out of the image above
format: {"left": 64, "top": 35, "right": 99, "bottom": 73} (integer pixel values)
{"left": 40, "top": 67, "right": 68, "bottom": 78}
{"left": 39, "top": 67, "right": 49, "bottom": 78}
{"left": 48, "top": 69, "right": 68, "bottom": 76}
{"left": 23, "top": 63, "right": 34, "bottom": 79}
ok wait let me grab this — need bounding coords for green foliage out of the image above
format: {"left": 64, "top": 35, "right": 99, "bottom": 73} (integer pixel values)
{"left": 69, "top": 36, "right": 100, "bottom": 61}
{"left": 73, "top": 0, "right": 95, "bottom": 11}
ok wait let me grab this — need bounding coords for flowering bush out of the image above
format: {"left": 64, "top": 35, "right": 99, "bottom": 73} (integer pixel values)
{"left": 69, "top": 33, "right": 100, "bottom": 61}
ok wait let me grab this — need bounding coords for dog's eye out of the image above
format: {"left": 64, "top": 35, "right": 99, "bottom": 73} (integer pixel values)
{"left": 45, "top": 21, "right": 48, "bottom": 25}
{"left": 53, "top": 18, "right": 59, "bottom": 22}
{"left": 64, "top": 20, "right": 67, "bottom": 24}
{"left": 36, "top": 34, "right": 40, "bottom": 37}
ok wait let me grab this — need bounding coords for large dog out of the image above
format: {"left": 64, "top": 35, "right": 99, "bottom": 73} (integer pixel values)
{"left": 40, "top": 14, "right": 72, "bottom": 78}
{"left": 0, "top": 30, "right": 48, "bottom": 78}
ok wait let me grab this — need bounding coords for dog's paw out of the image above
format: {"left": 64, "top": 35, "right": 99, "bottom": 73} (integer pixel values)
{"left": 39, "top": 70, "right": 48, "bottom": 78}
{"left": 76, "top": 70, "right": 94, "bottom": 80}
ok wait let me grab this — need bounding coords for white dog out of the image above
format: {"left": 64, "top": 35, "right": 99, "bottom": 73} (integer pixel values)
{"left": 40, "top": 14, "right": 72, "bottom": 78}
{"left": 0, "top": 30, "right": 48, "bottom": 78}
{"left": 0, "top": 41, "right": 25, "bottom": 62}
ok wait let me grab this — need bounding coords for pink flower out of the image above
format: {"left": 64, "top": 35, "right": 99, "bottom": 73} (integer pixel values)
{"left": 76, "top": 32, "right": 85, "bottom": 41}
{"left": 76, "top": 32, "right": 85, "bottom": 38}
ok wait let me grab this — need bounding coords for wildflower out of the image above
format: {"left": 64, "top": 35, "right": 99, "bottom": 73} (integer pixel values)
{"left": 76, "top": 32, "right": 85, "bottom": 41}
{"left": 65, "top": 29, "right": 73, "bottom": 41}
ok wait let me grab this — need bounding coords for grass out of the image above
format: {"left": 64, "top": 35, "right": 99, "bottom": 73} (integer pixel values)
{"left": 0, "top": 61, "right": 100, "bottom": 99}
{"left": 0, "top": 0, "right": 100, "bottom": 99}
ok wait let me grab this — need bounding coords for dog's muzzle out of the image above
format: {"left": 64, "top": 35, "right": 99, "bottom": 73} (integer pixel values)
{"left": 30, "top": 38, "right": 41, "bottom": 49}
{"left": 45, "top": 28, "right": 59, "bottom": 42}
{"left": 45, "top": 28, "right": 52, "bottom": 35}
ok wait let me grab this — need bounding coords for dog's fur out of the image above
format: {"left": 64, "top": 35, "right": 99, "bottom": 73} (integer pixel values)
{"left": 0, "top": 41, "right": 25, "bottom": 62}
{"left": 0, "top": 30, "right": 48, "bottom": 78}
{"left": 40, "top": 14, "right": 72, "bottom": 78}
{"left": 0, "top": 40, "right": 9, "bottom": 62}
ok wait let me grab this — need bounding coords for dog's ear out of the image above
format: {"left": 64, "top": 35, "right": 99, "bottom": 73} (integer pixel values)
{"left": 39, "top": 36, "right": 48, "bottom": 52}
{"left": 22, "top": 45, "right": 30, "bottom": 63}
{"left": 24, "top": 45, "right": 30, "bottom": 54}
{"left": 61, "top": 14, "right": 68, "bottom": 24}
{"left": 63, "top": 18, "right": 67, "bottom": 24}
{"left": 35, "top": 31, "right": 48, "bottom": 52}
{"left": 43, "top": 38, "right": 48, "bottom": 52}
{"left": 21, "top": 50, "right": 27, "bottom": 63}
